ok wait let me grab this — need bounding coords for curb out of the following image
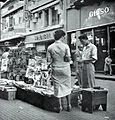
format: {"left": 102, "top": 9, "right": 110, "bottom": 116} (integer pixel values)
{"left": 95, "top": 75, "right": 115, "bottom": 81}
{"left": 71, "top": 72, "right": 115, "bottom": 81}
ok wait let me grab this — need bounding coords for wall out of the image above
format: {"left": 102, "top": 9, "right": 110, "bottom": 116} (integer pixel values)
{"left": 66, "top": 9, "right": 80, "bottom": 31}
{"left": 27, "top": 0, "right": 55, "bottom": 11}
{"left": 66, "top": 0, "right": 80, "bottom": 32}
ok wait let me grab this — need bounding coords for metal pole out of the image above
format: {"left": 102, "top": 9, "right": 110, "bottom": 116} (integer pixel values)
{"left": 107, "top": 26, "right": 110, "bottom": 55}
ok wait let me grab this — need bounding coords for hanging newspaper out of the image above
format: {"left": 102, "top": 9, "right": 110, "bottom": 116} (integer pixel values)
{"left": 1, "top": 58, "right": 9, "bottom": 72}
{"left": 25, "top": 59, "right": 36, "bottom": 79}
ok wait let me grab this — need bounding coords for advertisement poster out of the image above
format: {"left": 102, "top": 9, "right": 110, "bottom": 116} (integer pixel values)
{"left": 1, "top": 58, "right": 8, "bottom": 72}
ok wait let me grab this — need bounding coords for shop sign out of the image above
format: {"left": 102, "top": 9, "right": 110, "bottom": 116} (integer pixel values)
{"left": 80, "top": 2, "right": 115, "bottom": 28}
{"left": 88, "top": 6, "right": 110, "bottom": 20}
{"left": 34, "top": 32, "right": 54, "bottom": 41}
{"left": 26, "top": 31, "right": 54, "bottom": 43}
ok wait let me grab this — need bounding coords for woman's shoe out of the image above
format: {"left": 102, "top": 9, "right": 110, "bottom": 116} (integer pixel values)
{"left": 67, "top": 105, "right": 72, "bottom": 112}
{"left": 57, "top": 106, "right": 63, "bottom": 113}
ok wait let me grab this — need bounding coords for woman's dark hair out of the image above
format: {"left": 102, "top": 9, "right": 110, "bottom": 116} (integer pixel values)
{"left": 54, "top": 30, "right": 65, "bottom": 40}
{"left": 5, "top": 47, "right": 10, "bottom": 52}
{"left": 78, "top": 34, "right": 88, "bottom": 40}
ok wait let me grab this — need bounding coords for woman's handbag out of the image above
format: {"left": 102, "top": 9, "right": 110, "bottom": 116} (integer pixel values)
{"left": 64, "top": 49, "right": 70, "bottom": 62}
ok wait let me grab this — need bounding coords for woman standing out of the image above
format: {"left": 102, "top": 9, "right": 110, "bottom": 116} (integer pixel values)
{"left": 1, "top": 47, "right": 10, "bottom": 79}
{"left": 47, "top": 30, "right": 72, "bottom": 112}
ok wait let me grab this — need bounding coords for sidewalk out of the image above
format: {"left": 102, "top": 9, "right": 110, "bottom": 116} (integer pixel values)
{"left": 71, "top": 72, "right": 115, "bottom": 81}
{"left": 0, "top": 74, "right": 115, "bottom": 120}
{"left": 95, "top": 73, "right": 115, "bottom": 81}
{"left": 0, "top": 95, "right": 113, "bottom": 120}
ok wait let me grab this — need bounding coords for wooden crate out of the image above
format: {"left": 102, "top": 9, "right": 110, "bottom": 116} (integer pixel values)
{"left": 0, "top": 87, "right": 17, "bottom": 100}
{"left": 81, "top": 88, "right": 108, "bottom": 113}
{"left": 1, "top": 72, "right": 8, "bottom": 79}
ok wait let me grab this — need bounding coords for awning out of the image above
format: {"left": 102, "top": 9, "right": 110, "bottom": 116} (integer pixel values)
{"left": 0, "top": 35, "right": 25, "bottom": 42}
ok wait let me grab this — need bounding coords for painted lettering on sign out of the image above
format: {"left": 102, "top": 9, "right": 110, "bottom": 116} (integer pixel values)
{"left": 25, "top": 31, "right": 54, "bottom": 43}
{"left": 34, "top": 33, "right": 53, "bottom": 41}
{"left": 88, "top": 7, "right": 110, "bottom": 20}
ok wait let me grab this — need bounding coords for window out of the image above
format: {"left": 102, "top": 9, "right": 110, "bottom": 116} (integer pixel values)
{"left": 8, "top": 5, "right": 14, "bottom": 10}
{"left": 38, "top": 11, "right": 42, "bottom": 19}
{"left": 44, "top": 9, "right": 49, "bottom": 27}
{"left": 2, "top": 18, "right": 6, "bottom": 30}
{"left": 8, "top": 15, "right": 14, "bottom": 31}
{"left": 51, "top": 6, "right": 60, "bottom": 25}
{"left": 9, "top": 15, "right": 13, "bottom": 27}
{"left": 19, "top": 17, "right": 22, "bottom": 24}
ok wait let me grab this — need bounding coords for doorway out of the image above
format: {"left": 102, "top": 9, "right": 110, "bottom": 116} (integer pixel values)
{"left": 94, "top": 26, "right": 108, "bottom": 72}
{"left": 110, "top": 25, "right": 115, "bottom": 73}
{"left": 67, "top": 32, "right": 77, "bottom": 73}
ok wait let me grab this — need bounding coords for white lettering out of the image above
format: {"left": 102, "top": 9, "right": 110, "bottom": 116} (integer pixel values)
{"left": 88, "top": 6, "right": 110, "bottom": 19}
{"left": 34, "top": 33, "right": 53, "bottom": 41}
{"left": 89, "top": 11, "right": 94, "bottom": 18}
{"left": 105, "top": 7, "right": 110, "bottom": 13}
{"left": 99, "top": 8, "right": 104, "bottom": 15}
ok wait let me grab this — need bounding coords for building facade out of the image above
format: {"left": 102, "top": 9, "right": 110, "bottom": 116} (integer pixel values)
{"left": 66, "top": 0, "right": 115, "bottom": 73}
{"left": 1, "top": 0, "right": 115, "bottom": 73}
{"left": 0, "top": 0, "right": 66, "bottom": 58}
{"left": 24, "top": 0, "right": 65, "bottom": 53}
{"left": 0, "top": 0, "right": 25, "bottom": 47}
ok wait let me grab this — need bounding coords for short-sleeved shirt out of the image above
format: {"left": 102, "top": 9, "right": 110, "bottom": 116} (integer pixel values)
{"left": 82, "top": 43, "right": 97, "bottom": 63}
{"left": 2, "top": 52, "right": 9, "bottom": 59}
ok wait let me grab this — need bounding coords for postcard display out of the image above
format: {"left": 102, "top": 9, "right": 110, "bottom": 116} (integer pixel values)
{"left": 0, "top": 48, "right": 79, "bottom": 112}
{"left": 0, "top": 47, "right": 54, "bottom": 95}
{"left": 8, "top": 48, "right": 28, "bottom": 81}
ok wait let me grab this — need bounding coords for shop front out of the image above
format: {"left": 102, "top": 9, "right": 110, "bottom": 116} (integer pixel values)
{"left": 79, "top": 1, "right": 115, "bottom": 73}
{"left": 66, "top": 0, "right": 115, "bottom": 73}
{"left": 25, "top": 30, "right": 55, "bottom": 57}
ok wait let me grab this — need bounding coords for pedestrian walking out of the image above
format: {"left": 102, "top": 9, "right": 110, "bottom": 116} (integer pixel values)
{"left": 1, "top": 47, "right": 10, "bottom": 79}
{"left": 47, "top": 29, "right": 72, "bottom": 112}
{"left": 78, "top": 34, "right": 97, "bottom": 88}
{"left": 74, "top": 44, "right": 83, "bottom": 87}
{"left": 104, "top": 54, "right": 112, "bottom": 76}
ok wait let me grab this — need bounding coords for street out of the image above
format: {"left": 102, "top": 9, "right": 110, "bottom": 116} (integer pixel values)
{"left": 0, "top": 78, "right": 115, "bottom": 120}
{"left": 95, "top": 79, "right": 115, "bottom": 120}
